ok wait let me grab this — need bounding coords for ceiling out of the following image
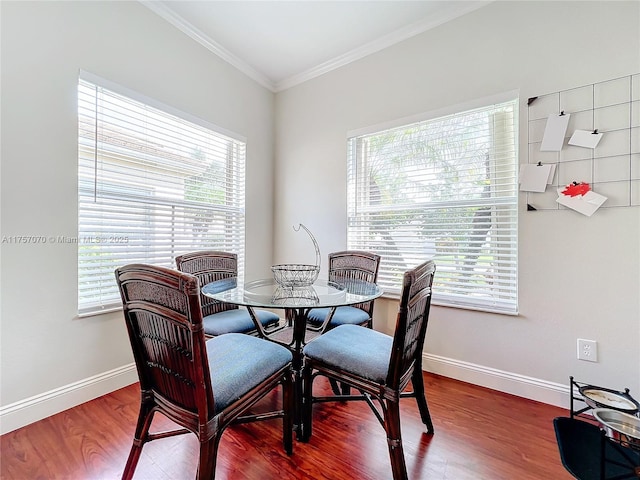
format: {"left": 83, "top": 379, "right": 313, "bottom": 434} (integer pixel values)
{"left": 143, "top": 1, "right": 491, "bottom": 92}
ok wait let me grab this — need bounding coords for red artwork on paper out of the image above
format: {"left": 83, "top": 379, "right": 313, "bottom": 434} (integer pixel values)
{"left": 561, "top": 182, "right": 590, "bottom": 197}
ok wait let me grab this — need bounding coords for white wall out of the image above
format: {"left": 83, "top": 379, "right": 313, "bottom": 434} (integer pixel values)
{"left": 0, "top": 1, "right": 275, "bottom": 432}
{"left": 274, "top": 1, "right": 640, "bottom": 404}
{"left": 1, "top": 0, "right": 639, "bottom": 435}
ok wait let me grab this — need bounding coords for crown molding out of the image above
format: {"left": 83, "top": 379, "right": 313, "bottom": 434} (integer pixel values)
{"left": 141, "top": 1, "right": 277, "bottom": 92}
{"left": 274, "top": 1, "right": 493, "bottom": 92}
{"left": 142, "top": 0, "right": 492, "bottom": 93}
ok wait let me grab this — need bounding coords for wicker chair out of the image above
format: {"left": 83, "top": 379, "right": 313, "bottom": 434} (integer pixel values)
{"left": 115, "top": 264, "right": 293, "bottom": 480}
{"left": 553, "top": 417, "right": 640, "bottom": 480}
{"left": 306, "top": 250, "right": 381, "bottom": 333}
{"left": 301, "top": 260, "right": 436, "bottom": 480}
{"left": 175, "top": 250, "right": 280, "bottom": 336}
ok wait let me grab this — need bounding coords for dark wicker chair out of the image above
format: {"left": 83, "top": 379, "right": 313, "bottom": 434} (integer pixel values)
{"left": 301, "top": 260, "right": 436, "bottom": 480}
{"left": 553, "top": 417, "right": 640, "bottom": 480}
{"left": 306, "top": 250, "right": 381, "bottom": 333}
{"left": 175, "top": 250, "right": 280, "bottom": 336}
{"left": 115, "top": 264, "right": 293, "bottom": 480}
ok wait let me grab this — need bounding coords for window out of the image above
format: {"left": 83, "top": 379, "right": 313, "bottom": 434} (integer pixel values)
{"left": 347, "top": 97, "right": 518, "bottom": 314}
{"left": 78, "top": 73, "right": 246, "bottom": 315}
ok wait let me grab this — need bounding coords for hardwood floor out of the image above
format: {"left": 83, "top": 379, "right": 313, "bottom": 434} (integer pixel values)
{"left": 1, "top": 373, "right": 572, "bottom": 479}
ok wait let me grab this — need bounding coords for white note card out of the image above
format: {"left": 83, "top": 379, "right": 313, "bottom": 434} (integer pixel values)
{"left": 540, "top": 113, "right": 571, "bottom": 151}
{"left": 568, "top": 129, "right": 604, "bottom": 149}
{"left": 556, "top": 189, "right": 607, "bottom": 217}
{"left": 519, "top": 163, "right": 556, "bottom": 192}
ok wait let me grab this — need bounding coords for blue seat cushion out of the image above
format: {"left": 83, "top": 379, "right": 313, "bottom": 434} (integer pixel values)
{"left": 203, "top": 308, "right": 279, "bottom": 336}
{"left": 206, "top": 333, "right": 292, "bottom": 413}
{"left": 303, "top": 324, "right": 392, "bottom": 383}
{"left": 306, "top": 306, "right": 370, "bottom": 327}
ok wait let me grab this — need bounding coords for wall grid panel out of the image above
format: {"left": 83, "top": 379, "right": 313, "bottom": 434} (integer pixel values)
{"left": 526, "top": 73, "right": 640, "bottom": 210}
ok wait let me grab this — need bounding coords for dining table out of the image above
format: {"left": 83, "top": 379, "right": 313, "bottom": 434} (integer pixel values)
{"left": 202, "top": 276, "right": 383, "bottom": 438}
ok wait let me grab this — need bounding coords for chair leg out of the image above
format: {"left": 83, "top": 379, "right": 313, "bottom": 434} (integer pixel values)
{"left": 283, "top": 371, "right": 293, "bottom": 454}
{"left": 122, "top": 403, "right": 155, "bottom": 480}
{"left": 411, "top": 370, "right": 434, "bottom": 433}
{"left": 327, "top": 377, "right": 352, "bottom": 396}
{"left": 340, "top": 382, "right": 352, "bottom": 396}
{"left": 384, "top": 400, "right": 408, "bottom": 480}
{"left": 300, "top": 364, "right": 313, "bottom": 442}
{"left": 196, "top": 436, "right": 220, "bottom": 480}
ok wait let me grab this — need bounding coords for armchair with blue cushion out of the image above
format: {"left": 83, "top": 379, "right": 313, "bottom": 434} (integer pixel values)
{"left": 175, "top": 250, "right": 280, "bottom": 336}
{"left": 115, "top": 263, "right": 293, "bottom": 480}
{"left": 301, "top": 260, "right": 436, "bottom": 480}
{"left": 306, "top": 250, "right": 381, "bottom": 333}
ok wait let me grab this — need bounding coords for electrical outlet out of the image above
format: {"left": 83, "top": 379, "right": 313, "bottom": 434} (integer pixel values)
{"left": 577, "top": 339, "right": 598, "bottom": 362}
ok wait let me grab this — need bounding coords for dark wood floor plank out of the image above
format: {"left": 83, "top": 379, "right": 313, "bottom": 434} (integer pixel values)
{"left": 1, "top": 373, "right": 572, "bottom": 479}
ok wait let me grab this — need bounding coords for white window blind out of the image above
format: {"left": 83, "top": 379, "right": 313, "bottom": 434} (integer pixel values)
{"left": 78, "top": 75, "right": 246, "bottom": 315}
{"left": 347, "top": 99, "right": 518, "bottom": 314}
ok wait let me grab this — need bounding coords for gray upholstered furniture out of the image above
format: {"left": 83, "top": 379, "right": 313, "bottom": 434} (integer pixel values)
{"left": 175, "top": 250, "right": 280, "bottom": 336}
{"left": 301, "top": 260, "right": 436, "bottom": 480}
{"left": 115, "top": 263, "right": 293, "bottom": 480}
{"left": 306, "top": 250, "right": 380, "bottom": 333}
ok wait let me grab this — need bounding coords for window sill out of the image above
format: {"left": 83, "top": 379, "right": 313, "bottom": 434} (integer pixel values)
{"left": 77, "top": 305, "right": 123, "bottom": 319}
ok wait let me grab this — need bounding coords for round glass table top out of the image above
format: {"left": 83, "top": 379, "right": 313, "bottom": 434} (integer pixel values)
{"left": 202, "top": 277, "right": 382, "bottom": 309}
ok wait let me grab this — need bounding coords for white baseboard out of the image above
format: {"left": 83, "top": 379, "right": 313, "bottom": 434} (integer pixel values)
{"left": 0, "top": 364, "right": 138, "bottom": 435}
{"left": 1, "top": 355, "right": 570, "bottom": 436}
{"left": 423, "top": 353, "right": 570, "bottom": 410}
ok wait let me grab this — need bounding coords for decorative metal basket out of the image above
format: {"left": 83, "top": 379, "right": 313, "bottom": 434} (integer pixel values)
{"left": 271, "top": 224, "right": 320, "bottom": 287}
{"left": 271, "top": 286, "right": 319, "bottom": 306}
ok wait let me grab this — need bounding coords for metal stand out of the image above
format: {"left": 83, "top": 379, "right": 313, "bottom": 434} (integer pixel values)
{"left": 569, "top": 376, "right": 640, "bottom": 457}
